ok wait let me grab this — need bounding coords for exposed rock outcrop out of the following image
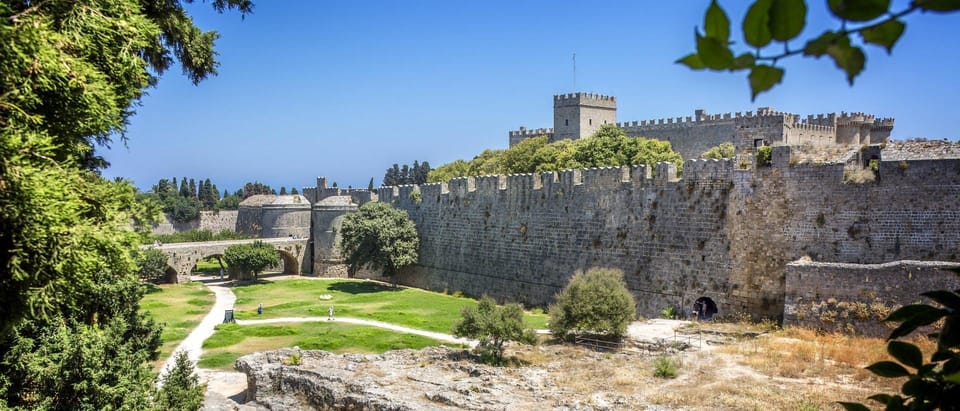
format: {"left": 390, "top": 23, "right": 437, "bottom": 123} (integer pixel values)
{"left": 234, "top": 347, "right": 636, "bottom": 410}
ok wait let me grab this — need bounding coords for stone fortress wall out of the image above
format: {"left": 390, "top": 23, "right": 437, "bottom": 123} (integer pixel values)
{"left": 783, "top": 260, "right": 960, "bottom": 335}
{"left": 317, "top": 145, "right": 960, "bottom": 323}
{"left": 150, "top": 210, "right": 239, "bottom": 235}
{"left": 509, "top": 93, "right": 895, "bottom": 161}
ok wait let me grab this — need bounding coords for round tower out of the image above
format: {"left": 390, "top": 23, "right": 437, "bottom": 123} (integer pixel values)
{"left": 311, "top": 195, "right": 358, "bottom": 277}
{"left": 260, "top": 195, "right": 311, "bottom": 238}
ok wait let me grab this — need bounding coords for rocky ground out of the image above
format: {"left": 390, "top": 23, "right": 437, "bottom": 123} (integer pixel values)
{"left": 211, "top": 320, "right": 884, "bottom": 410}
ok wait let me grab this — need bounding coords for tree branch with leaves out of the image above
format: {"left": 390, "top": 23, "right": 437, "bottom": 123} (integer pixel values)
{"left": 679, "top": 0, "right": 960, "bottom": 100}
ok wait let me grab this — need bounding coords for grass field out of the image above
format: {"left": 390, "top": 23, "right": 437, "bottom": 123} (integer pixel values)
{"left": 193, "top": 257, "right": 225, "bottom": 275}
{"left": 198, "top": 322, "right": 460, "bottom": 369}
{"left": 231, "top": 278, "right": 549, "bottom": 332}
{"left": 140, "top": 282, "right": 215, "bottom": 366}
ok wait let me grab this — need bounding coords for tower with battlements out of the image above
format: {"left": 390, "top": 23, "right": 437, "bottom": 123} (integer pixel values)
{"left": 552, "top": 93, "right": 617, "bottom": 142}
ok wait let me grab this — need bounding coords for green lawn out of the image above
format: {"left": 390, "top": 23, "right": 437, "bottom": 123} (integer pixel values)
{"left": 232, "top": 279, "right": 549, "bottom": 333}
{"left": 140, "top": 282, "right": 215, "bottom": 366}
{"left": 198, "top": 322, "right": 459, "bottom": 369}
{"left": 193, "top": 257, "right": 225, "bottom": 275}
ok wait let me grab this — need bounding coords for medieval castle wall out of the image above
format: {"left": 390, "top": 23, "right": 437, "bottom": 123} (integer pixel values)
{"left": 345, "top": 148, "right": 960, "bottom": 320}
{"left": 783, "top": 260, "right": 960, "bottom": 336}
{"left": 510, "top": 94, "right": 895, "bottom": 162}
{"left": 150, "top": 210, "right": 239, "bottom": 235}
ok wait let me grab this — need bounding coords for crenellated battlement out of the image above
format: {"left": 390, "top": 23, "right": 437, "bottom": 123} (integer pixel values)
{"left": 790, "top": 122, "right": 836, "bottom": 133}
{"left": 508, "top": 127, "right": 554, "bottom": 137}
{"left": 836, "top": 111, "right": 876, "bottom": 126}
{"left": 873, "top": 117, "right": 895, "bottom": 129}
{"left": 374, "top": 160, "right": 747, "bottom": 205}
{"left": 553, "top": 92, "right": 616, "bottom": 108}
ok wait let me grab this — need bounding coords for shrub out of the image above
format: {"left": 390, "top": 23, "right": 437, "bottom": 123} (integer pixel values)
{"left": 155, "top": 351, "right": 205, "bottom": 411}
{"left": 548, "top": 268, "right": 636, "bottom": 339}
{"left": 660, "top": 306, "right": 679, "bottom": 320}
{"left": 653, "top": 356, "right": 680, "bottom": 378}
{"left": 283, "top": 353, "right": 302, "bottom": 366}
{"left": 452, "top": 296, "right": 536, "bottom": 365}
{"left": 756, "top": 146, "right": 772, "bottom": 167}
{"left": 701, "top": 142, "right": 735, "bottom": 159}
{"left": 136, "top": 248, "right": 169, "bottom": 282}
{"left": 843, "top": 164, "right": 876, "bottom": 184}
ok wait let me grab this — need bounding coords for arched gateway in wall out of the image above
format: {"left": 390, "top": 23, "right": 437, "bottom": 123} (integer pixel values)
{"left": 148, "top": 237, "right": 309, "bottom": 283}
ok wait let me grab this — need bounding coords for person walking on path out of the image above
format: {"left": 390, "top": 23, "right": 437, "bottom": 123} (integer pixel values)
{"left": 327, "top": 306, "right": 334, "bottom": 321}
{"left": 257, "top": 303, "right": 263, "bottom": 315}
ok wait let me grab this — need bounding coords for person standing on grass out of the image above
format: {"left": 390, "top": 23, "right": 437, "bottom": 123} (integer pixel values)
{"left": 328, "top": 306, "right": 334, "bottom": 321}
{"left": 257, "top": 303, "right": 263, "bottom": 315}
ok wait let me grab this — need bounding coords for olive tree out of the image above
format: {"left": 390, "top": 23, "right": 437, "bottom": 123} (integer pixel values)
{"left": 224, "top": 241, "right": 279, "bottom": 281}
{"left": 453, "top": 297, "right": 537, "bottom": 365}
{"left": 339, "top": 202, "right": 419, "bottom": 285}
{"left": 549, "top": 268, "right": 637, "bottom": 340}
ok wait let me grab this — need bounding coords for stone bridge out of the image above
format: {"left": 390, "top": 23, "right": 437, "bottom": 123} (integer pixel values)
{"left": 150, "top": 238, "right": 310, "bottom": 283}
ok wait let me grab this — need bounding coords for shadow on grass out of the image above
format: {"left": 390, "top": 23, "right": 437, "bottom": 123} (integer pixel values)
{"left": 328, "top": 280, "right": 399, "bottom": 294}
{"left": 144, "top": 283, "right": 162, "bottom": 294}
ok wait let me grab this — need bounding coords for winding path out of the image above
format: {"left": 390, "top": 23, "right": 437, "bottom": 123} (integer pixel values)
{"left": 158, "top": 279, "right": 477, "bottom": 383}
{"left": 237, "top": 316, "right": 477, "bottom": 347}
{"left": 158, "top": 284, "right": 235, "bottom": 381}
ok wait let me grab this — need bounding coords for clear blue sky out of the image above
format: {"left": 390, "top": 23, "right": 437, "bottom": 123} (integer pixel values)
{"left": 102, "top": 1, "right": 960, "bottom": 193}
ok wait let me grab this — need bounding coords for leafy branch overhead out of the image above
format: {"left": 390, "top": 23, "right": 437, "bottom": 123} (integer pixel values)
{"left": 839, "top": 278, "right": 960, "bottom": 410}
{"left": 678, "top": 0, "right": 960, "bottom": 100}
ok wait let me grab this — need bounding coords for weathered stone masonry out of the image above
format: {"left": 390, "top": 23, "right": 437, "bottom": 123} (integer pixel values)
{"left": 332, "top": 146, "right": 960, "bottom": 321}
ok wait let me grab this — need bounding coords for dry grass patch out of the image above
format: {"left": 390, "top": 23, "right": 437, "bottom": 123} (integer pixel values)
{"left": 719, "top": 326, "right": 937, "bottom": 397}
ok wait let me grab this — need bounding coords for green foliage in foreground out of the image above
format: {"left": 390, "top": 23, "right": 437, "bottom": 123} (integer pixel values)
{"left": 199, "top": 322, "right": 456, "bottom": 369}
{"left": 155, "top": 351, "right": 206, "bottom": 411}
{"left": 339, "top": 202, "right": 419, "bottom": 279}
{"left": 549, "top": 268, "right": 637, "bottom": 339}
{"left": 679, "top": 1, "right": 960, "bottom": 100}
{"left": 0, "top": 0, "right": 249, "bottom": 408}
{"left": 428, "top": 125, "right": 683, "bottom": 183}
{"left": 840, "top": 272, "right": 960, "bottom": 411}
{"left": 224, "top": 241, "right": 280, "bottom": 280}
{"left": 453, "top": 296, "right": 537, "bottom": 364}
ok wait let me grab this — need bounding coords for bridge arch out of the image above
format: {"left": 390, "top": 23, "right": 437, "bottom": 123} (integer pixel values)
{"left": 149, "top": 237, "right": 309, "bottom": 284}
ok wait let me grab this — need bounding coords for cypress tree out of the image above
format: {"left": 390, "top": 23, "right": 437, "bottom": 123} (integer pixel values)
{"left": 179, "top": 177, "right": 190, "bottom": 197}
{"left": 279, "top": 186, "right": 287, "bottom": 195}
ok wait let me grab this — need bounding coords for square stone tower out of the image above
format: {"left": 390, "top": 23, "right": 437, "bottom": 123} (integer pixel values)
{"left": 552, "top": 92, "right": 617, "bottom": 141}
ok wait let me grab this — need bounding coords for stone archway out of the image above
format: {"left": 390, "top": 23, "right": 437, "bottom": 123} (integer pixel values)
{"left": 277, "top": 249, "right": 300, "bottom": 274}
{"left": 164, "top": 265, "right": 181, "bottom": 284}
{"left": 693, "top": 296, "right": 718, "bottom": 321}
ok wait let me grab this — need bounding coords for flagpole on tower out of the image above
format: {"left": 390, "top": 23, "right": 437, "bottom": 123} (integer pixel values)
{"left": 573, "top": 53, "right": 577, "bottom": 90}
